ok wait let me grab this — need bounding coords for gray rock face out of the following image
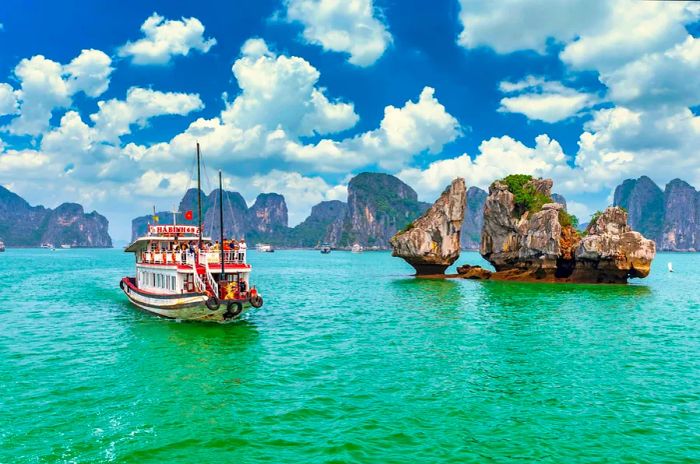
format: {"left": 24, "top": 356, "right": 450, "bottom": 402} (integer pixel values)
{"left": 247, "top": 193, "right": 288, "bottom": 233}
{"left": 613, "top": 176, "right": 700, "bottom": 251}
{"left": 481, "top": 178, "right": 655, "bottom": 283}
{"left": 661, "top": 179, "right": 699, "bottom": 251}
{"left": 574, "top": 207, "right": 656, "bottom": 282}
{"left": 390, "top": 178, "right": 467, "bottom": 275}
{"left": 40, "top": 203, "right": 112, "bottom": 248}
{"left": 0, "top": 186, "right": 112, "bottom": 247}
{"left": 288, "top": 200, "right": 347, "bottom": 247}
{"left": 335, "top": 173, "right": 430, "bottom": 249}
{"left": 132, "top": 188, "right": 249, "bottom": 240}
{"left": 461, "top": 186, "right": 487, "bottom": 249}
{"left": 613, "top": 176, "right": 666, "bottom": 244}
{"left": 480, "top": 179, "right": 560, "bottom": 272}
{"left": 551, "top": 193, "right": 567, "bottom": 211}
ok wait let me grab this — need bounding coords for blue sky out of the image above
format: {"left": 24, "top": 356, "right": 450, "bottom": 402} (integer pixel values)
{"left": 1, "top": 0, "right": 699, "bottom": 241}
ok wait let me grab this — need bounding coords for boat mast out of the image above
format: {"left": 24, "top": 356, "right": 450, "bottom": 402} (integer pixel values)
{"left": 219, "top": 170, "right": 225, "bottom": 277}
{"left": 196, "top": 142, "right": 203, "bottom": 248}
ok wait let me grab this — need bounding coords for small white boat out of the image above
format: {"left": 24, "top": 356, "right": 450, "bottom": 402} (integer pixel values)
{"left": 60, "top": 244, "right": 71, "bottom": 249}
{"left": 668, "top": 262, "right": 674, "bottom": 272}
{"left": 320, "top": 243, "right": 331, "bottom": 254}
{"left": 256, "top": 243, "right": 274, "bottom": 253}
{"left": 0, "top": 240, "right": 5, "bottom": 252}
{"left": 351, "top": 243, "right": 363, "bottom": 253}
{"left": 40, "top": 243, "right": 54, "bottom": 250}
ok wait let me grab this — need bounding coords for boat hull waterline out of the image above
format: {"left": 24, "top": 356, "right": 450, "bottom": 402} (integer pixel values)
{"left": 120, "top": 277, "right": 251, "bottom": 322}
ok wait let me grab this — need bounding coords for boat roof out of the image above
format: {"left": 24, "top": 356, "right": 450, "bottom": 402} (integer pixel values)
{"left": 124, "top": 235, "right": 211, "bottom": 252}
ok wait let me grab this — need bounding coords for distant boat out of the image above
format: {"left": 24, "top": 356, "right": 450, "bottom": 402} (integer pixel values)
{"left": 668, "top": 262, "right": 674, "bottom": 272}
{"left": 60, "top": 244, "right": 71, "bottom": 249}
{"left": 256, "top": 243, "right": 274, "bottom": 253}
{"left": 0, "top": 240, "right": 5, "bottom": 252}
{"left": 351, "top": 243, "right": 363, "bottom": 253}
{"left": 320, "top": 243, "right": 331, "bottom": 254}
{"left": 41, "top": 243, "right": 55, "bottom": 250}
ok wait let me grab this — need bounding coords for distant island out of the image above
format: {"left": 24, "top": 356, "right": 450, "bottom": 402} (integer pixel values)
{"left": 2, "top": 172, "right": 697, "bottom": 252}
{"left": 0, "top": 186, "right": 112, "bottom": 248}
{"left": 130, "top": 172, "right": 700, "bottom": 252}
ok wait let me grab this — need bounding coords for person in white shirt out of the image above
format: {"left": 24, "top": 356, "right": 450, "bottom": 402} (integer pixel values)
{"left": 239, "top": 238, "right": 247, "bottom": 261}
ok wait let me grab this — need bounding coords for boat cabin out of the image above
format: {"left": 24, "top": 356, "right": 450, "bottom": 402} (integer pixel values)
{"left": 124, "top": 225, "right": 251, "bottom": 300}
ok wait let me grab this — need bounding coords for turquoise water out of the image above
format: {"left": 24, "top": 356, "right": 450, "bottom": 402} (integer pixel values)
{"left": 1, "top": 249, "right": 699, "bottom": 463}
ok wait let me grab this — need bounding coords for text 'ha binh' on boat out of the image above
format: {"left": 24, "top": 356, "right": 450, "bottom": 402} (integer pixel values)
{"left": 120, "top": 143, "right": 264, "bottom": 322}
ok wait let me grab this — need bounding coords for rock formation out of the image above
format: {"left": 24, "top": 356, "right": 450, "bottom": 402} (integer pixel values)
{"left": 480, "top": 176, "right": 655, "bottom": 283}
{"left": 661, "top": 179, "right": 699, "bottom": 251}
{"left": 613, "top": 176, "right": 700, "bottom": 251}
{"left": 247, "top": 193, "right": 288, "bottom": 234}
{"left": 573, "top": 207, "right": 656, "bottom": 282}
{"left": 336, "top": 173, "right": 430, "bottom": 248}
{"left": 613, "top": 176, "right": 665, "bottom": 243}
{"left": 0, "top": 186, "right": 112, "bottom": 247}
{"left": 288, "top": 200, "right": 347, "bottom": 248}
{"left": 390, "top": 178, "right": 467, "bottom": 275}
{"left": 461, "top": 186, "right": 487, "bottom": 250}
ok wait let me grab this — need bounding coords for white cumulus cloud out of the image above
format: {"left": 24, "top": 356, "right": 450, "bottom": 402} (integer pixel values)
{"left": 498, "top": 76, "right": 597, "bottom": 123}
{"left": 0, "top": 83, "right": 19, "bottom": 116}
{"left": 90, "top": 87, "right": 204, "bottom": 142}
{"left": 6, "top": 50, "right": 113, "bottom": 136}
{"left": 119, "top": 13, "right": 216, "bottom": 65}
{"left": 286, "top": 0, "right": 392, "bottom": 66}
{"left": 223, "top": 38, "right": 359, "bottom": 137}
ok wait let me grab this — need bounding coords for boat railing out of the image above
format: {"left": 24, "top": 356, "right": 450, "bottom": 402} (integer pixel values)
{"left": 203, "top": 259, "right": 219, "bottom": 297}
{"left": 139, "top": 250, "right": 247, "bottom": 265}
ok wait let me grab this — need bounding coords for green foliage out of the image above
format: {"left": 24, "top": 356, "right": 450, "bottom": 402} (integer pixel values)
{"left": 399, "top": 220, "right": 415, "bottom": 234}
{"left": 590, "top": 210, "right": 603, "bottom": 224}
{"left": 500, "top": 174, "right": 551, "bottom": 216}
{"left": 558, "top": 210, "right": 579, "bottom": 229}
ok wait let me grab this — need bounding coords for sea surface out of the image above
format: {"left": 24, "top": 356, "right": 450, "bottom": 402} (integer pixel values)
{"left": 1, "top": 248, "right": 699, "bottom": 463}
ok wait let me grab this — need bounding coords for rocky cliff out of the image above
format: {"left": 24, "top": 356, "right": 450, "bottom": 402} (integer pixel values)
{"left": 613, "top": 176, "right": 665, "bottom": 243}
{"left": 247, "top": 193, "right": 288, "bottom": 234}
{"left": 333, "top": 173, "right": 430, "bottom": 248}
{"left": 461, "top": 186, "right": 487, "bottom": 249}
{"left": 0, "top": 186, "right": 112, "bottom": 247}
{"left": 288, "top": 200, "right": 347, "bottom": 248}
{"left": 661, "top": 179, "right": 699, "bottom": 251}
{"left": 132, "top": 188, "right": 288, "bottom": 242}
{"left": 477, "top": 176, "right": 654, "bottom": 283}
{"left": 614, "top": 176, "right": 700, "bottom": 251}
{"left": 390, "top": 178, "right": 467, "bottom": 274}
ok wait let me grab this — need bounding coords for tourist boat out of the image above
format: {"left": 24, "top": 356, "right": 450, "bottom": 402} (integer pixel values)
{"left": 120, "top": 143, "right": 264, "bottom": 322}
{"left": 320, "top": 243, "right": 331, "bottom": 254}
{"left": 0, "top": 240, "right": 5, "bottom": 252}
{"left": 351, "top": 243, "right": 363, "bottom": 253}
{"left": 60, "top": 244, "right": 71, "bottom": 249}
{"left": 40, "top": 243, "right": 54, "bottom": 250}
{"left": 256, "top": 243, "right": 274, "bottom": 252}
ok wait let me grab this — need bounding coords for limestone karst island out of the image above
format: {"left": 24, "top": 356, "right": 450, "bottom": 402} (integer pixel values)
{"left": 3, "top": 1, "right": 700, "bottom": 463}
{"left": 392, "top": 175, "right": 655, "bottom": 284}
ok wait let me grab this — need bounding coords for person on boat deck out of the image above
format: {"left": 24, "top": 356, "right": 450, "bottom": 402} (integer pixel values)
{"left": 223, "top": 240, "right": 231, "bottom": 251}
{"left": 239, "top": 278, "right": 247, "bottom": 294}
{"left": 212, "top": 241, "right": 220, "bottom": 251}
{"left": 239, "top": 238, "right": 247, "bottom": 260}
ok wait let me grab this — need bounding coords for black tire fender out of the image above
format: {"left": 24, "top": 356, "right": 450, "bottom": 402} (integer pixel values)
{"left": 250, "top": 295, "right": 263, "bottom": 308}
{"left": 226, "top": 302, "right": 243, "bottom": 318}
{"left": 205, "top": 296, "right": 220, "bottom": 311}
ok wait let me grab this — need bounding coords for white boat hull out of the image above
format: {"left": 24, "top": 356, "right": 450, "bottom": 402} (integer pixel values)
{"left": 120, "top": 278, "right": 250, "bottom": 322}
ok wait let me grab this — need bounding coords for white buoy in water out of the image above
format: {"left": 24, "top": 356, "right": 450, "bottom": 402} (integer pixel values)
{"left": 668, "top": 262, "right": 674, "bottom": 272}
